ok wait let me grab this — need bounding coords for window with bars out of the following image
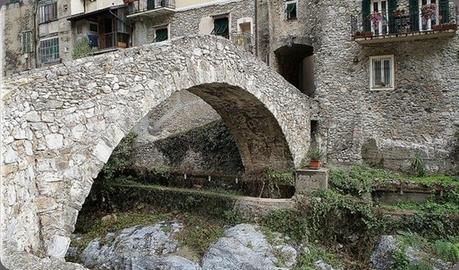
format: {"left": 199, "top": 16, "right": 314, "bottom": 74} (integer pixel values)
{"left": 370, "top": 55, "right": 394, "bottom": 90}
{"left": 285, "top": 0, "right": 297, "bottom": 20}
{"left": 21, "top": 31, "right": 33, "bottom": 53}
{"left": 40, "top": 37, "right": 59, "bottom": 64}
{"left": 155, "top": 27, "right": 168, "bottom": 42}
{"left": 39, "top": 2, "right": 58, "bottom": 24}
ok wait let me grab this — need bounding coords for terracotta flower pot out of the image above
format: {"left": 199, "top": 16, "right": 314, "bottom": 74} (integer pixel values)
{"left": 309, "top": 160, "right": 321, "bottom": 170}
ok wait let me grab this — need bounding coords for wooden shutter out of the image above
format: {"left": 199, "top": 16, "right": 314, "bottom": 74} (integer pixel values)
{"left": 439, "top": 0, "right": 449, "bottom": 23}
{"left": 388, "top": 0, "right": 398, "bottom": 33}
{"left": 409, "top": 0, "right": 419, "bottom": 32}
{"left": 362, "top": 0, "right": 371, "bottom": 32}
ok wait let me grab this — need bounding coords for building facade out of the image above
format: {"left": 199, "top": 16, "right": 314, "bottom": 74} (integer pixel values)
{"left": 2, "top": 0, "right": 458, "bottom": 174}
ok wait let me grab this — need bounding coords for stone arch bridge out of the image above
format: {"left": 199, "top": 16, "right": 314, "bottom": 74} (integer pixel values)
{"left": 1, "top": 35, "right": 311, "bottom": 263}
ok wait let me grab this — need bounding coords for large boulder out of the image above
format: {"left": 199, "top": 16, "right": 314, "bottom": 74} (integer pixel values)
{"left": 80, "top": 221, "right": 199, "bottom": 270}
{"left": 201, "top": 224, "right": 296, "bottom": 270}
{"left": 371, "top": 235, "right": 398, "bottom": 270}
{"left": 371, "top": 235, "right": 454, "bottom": 270}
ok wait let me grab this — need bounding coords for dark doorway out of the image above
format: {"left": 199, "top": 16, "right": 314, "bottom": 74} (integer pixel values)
{"left": 275, "top": 44, "right": 315, "bottom": 97}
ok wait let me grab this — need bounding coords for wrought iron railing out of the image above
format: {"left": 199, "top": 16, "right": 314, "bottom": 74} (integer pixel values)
{"left": 232, "top": 33, "right": 254, "bottom": 53}
{"left": 129, "top": 0, "right": 176, "bottom": 14}
{"left": 352, "top": 5, "right": 457, "bottom": 39}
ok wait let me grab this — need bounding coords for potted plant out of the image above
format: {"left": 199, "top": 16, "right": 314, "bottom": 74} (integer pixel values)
{"left": 421, "top": 3, "right": 436, "bottom": 21}
{"left": 370, "top": 11, "right": 383, "bottom": 30}
{"left": 307, "top": 147, "right": 323, "bottom": 170}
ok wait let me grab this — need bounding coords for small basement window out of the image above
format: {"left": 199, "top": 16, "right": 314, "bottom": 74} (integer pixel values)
{"left": 154, "top": 27, "right": 169, "bottom": 42}
{"left": 212, "top": 16, "right": 229, "bottom": 39}
{"left": 370, "top": 55, "right": 394, "bottom": 90}
{"left": 285, "top": 0, "right": 297, "bottom": 20}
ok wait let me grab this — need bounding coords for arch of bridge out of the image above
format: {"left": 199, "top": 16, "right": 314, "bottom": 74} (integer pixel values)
{"left": 1, "top": 35, "right": 311, "bottom": 258}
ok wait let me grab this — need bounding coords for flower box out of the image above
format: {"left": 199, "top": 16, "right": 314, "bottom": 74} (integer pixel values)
{"left": 354, "top": 31, "right": 373, "bottom": 38}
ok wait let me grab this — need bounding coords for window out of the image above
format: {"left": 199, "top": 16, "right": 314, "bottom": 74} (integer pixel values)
{"left": 154, "top": 27, "right": 168, "bottom": 42}
{"left": 21, "top": 31, "right": 33, "bottom": 53}
{"left": 89, "top": 22, "right": 98, "bottom": 33}
{"left": 371, "top": 0, "right": 389, "bottom": 35}
{"left": 285, "top": 0, "right": 297, "bottom": 20}
{"left": 39, "top": 2, "right": 58, "bottom": 24}
{"left": 39, "top": 37, "right": 59, "bottom": 64}
{"left": 370, "top": 55, "right": 394, "bottom": 90}
{"left": 212, "top": 16, "right": 229, "bottom": 39}
{"left": 117, "top": 8, "right": 128, "bottom": 34}
{"left": 419, "top": 0, "right": 439, "bottom": 31}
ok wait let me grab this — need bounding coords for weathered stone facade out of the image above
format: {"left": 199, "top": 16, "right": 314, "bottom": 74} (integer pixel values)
{"left": 127, "top": 1, "right": 256, "bottom": 175}
{"left": 256, "top": 0, "right": 459, "bottom": 174}
{"left": 2, "top": 0, "right": 73, "bottom": 76}
{"left": 2, "top": 0, "right": 37, "bottom": 75}
{"left": 1, "top": 35, "right": 311, "bottom": 263}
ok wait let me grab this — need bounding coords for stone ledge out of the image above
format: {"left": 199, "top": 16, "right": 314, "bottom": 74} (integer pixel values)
{"left": 295, "top": 168, "right": 329, "bottom": 194}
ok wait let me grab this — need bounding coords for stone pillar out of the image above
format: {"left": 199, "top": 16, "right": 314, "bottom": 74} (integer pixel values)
{"left": 295, "top": 168, "right": 329, "bottom": 194}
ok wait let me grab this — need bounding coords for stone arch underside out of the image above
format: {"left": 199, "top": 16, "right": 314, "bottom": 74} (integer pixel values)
{"left": 1, "top": 35, "right": 311, "bottom": 260}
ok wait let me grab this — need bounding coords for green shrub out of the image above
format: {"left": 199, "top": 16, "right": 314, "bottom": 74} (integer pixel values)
{"left": 433, "top": 240, "right": 459, "bottom": 263}
{"left": 410, "top": 153, "right": 426, "bottom": 177}
{"left": 72, "top": 37, "right": 94, "bottom": 59}
{"left": 261, "top": 209, "right": 309, "bottom": 243}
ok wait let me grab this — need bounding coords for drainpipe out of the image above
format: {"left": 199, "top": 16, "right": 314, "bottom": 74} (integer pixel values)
{"left": 254, "top": 0, "right": 258, "bottom": 56}
{"left": 33, "top": 0, "right": 38, "bottom": 68}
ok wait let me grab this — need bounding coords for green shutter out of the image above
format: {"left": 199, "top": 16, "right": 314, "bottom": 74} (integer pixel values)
{"left": 409, "top": 0, "right": 419, "bottom": 32}
{"left": 362, "top": 0, "right": 371, "bottom": 32}
{"left": 147, "top": 0, "right": 155, "bottom": 10}
{"left": 388, "top": 0, "right": 398, "bottom": 33}
{"left": 439, "top": 0, "right": 449, "bottom": 23}
{"left": 213, "top": 18, "right": 229, "bottom": 38}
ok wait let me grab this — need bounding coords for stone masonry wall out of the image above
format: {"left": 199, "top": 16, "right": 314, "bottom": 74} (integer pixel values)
{"left": 1, "top": 35, "right": 311, "bottom": 258}
{"left": 313, "top": 0, "right": 459, "bottom": 173}
{"left": 3, "top": 0, "right": 37, "bottom": 76}
{"left": 129, "top": 0, "right": 256, "bottom": 175}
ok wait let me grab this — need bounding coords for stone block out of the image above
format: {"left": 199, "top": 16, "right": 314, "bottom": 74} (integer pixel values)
{"left": 295, "top": 168, "right": 328, "bottom": 194}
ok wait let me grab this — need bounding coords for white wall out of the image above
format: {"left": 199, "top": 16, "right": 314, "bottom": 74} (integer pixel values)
{"left": 71, "top": 0, "right": 84, "bottom": 15}
{"left": 85, "top": 0, "right": 124, "bottom": 13}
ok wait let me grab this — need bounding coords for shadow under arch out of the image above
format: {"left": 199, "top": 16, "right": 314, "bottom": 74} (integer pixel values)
{"left": 188, "top": 83, "right": 294, "bottom": 171}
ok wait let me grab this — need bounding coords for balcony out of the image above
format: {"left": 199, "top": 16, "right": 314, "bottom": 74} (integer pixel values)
{"left": 127, "top": 0, "right": 176, "bottom": 19}
{"left": 352, "top": 6, "right": 457, "bottom": 45}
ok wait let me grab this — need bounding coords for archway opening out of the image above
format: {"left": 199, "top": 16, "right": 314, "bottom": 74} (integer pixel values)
{"left": 66, "top": 83, "right": 297, "bottom": 264}
{"left": 88, "top": 82, "right": 296, "bottom": 204}
{"left": 275, "top": 44, "right": 315, "bottom": 97}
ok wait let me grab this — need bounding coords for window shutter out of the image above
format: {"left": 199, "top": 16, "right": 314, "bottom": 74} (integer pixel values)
{"left": 212, "top": 18, "right": 229, "bottom": 37}
{"left": 388, "top": 0, "right": 398, "bottom": 33}
{"left": 362, "top": 0, "right": 371, "bottom": 32}
{"left": 147, "top": 0, "right": 155, "bottom": 10}
{"left": 155, "top": 29, "right": 168, "bottom": 42}
{"left": 409, "top": 0, "right": 419, "bottom": 32}
{"left": 439, "top": 0, "right": 449, "bottom": 23}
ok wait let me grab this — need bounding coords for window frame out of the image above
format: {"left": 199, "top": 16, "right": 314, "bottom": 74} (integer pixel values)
{"left": 38, "top": 2, "right": 58, "bottom": 24}
{"left": 370, "top": 0, "right": 389, "bottom": 36}
{"left": 285, "top": 0, "right": 298, "bottom": 21}
{"left": 212, "top": 14, "right": 230, "bottom": 39}
{"left": 419, "top": 0, "right": 440, "bottom": 31}
{"left": 21, "top": 30, "right": 33, "bottom": 54}
{"left": 39, "top": 36, "right": 60, "bottom": 64}
{"left": 369, "top": 55, "right": 395, "bottom": 91}
{"left": 153, "top": 24, "right": 170, "bottom": 43}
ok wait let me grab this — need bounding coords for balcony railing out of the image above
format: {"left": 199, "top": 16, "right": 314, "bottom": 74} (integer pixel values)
{"left": 127, "top": 0, "right": 176, "bottom": 18}
{"left": 352, "top": 6, "right": 457, "bottom": 44}
{"left": 232, "top": 33, "right": 254, "bottom": 54}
